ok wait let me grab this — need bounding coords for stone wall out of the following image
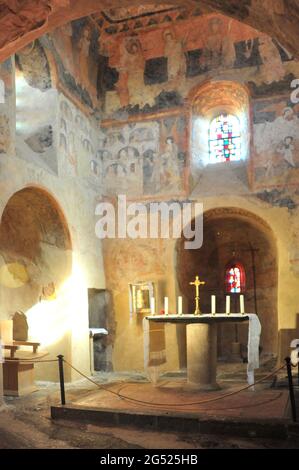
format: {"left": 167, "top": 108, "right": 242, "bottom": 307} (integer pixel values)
{"left": 0, "top": 41, "right": 105, "bottom": 382}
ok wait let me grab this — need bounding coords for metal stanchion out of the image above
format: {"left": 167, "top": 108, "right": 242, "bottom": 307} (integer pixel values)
{"left": 57, "top": 354, "right": 66, "bottom": 406}
{"left": 285, "top": 357, "right": 297, "bottom": 422}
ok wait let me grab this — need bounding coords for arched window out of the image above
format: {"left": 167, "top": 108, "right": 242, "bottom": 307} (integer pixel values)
{"left": 209, "top": 114, "right": 241, "bottom": 163}
{"left": 226, "top": 263, "right": 246, "bottom": 293}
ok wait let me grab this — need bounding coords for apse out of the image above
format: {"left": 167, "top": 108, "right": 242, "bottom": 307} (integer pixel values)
{"left": 0, "top": 186, "right": 72, "bottom": 324}
{"left": 176, "top": 208, "right": 278, "bottom": 360}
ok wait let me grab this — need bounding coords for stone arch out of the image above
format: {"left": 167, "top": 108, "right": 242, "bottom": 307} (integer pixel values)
{"left": 176, "top": 206, "right": 278, "bottom": 359}
{"left": 189, "top": 80, "right": 251, "bottom": 168}
{"left": 0, "top": 185, "right": 72, "bottom": 315}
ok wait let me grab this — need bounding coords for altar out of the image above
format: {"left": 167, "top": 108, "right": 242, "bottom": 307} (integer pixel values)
{"left": 144, "top": 314, "right": 261, "bottom": 391}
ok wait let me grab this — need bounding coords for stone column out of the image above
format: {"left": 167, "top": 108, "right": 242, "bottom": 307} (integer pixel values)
{"left": 186, "top": 323, "right": 219, "bottom": 391}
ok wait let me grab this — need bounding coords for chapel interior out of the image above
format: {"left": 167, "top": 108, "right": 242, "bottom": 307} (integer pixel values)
{"left": 1, "top": 1, "right": 299, "bottom": 443}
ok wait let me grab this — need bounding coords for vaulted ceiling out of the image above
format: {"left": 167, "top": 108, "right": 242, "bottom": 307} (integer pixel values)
{"left": 1, "top": 1, "right": 299, "bottom": 62}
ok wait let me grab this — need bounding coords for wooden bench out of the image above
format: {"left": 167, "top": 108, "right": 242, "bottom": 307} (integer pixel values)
{"left": 2, "top": 344, "right": 18, "bottom": 359}
{"left": 1, "top": 341, "right": 48, "bottom": 396}
{"left": 12, "top": 341, "right": 40, "bottom": 354}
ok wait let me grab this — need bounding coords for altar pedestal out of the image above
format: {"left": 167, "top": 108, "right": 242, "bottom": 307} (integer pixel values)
{"left": 144, "top": 314, "right": 261, "bottom": 391}
{"left": 186, "top": 323, "right": 219, "bottom": 391}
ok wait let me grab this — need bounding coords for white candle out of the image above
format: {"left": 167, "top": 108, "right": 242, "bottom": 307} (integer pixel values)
{"left": 164, "top": 297, "right": 169, "bottom": 316}
{"left": 211, "top": 295, "right": 216, "bottom": 315}
{"left": 178, "top": 296, "right": 183, "bottom": 315}
{"left": 240, "top": 295, "right": 245, "bottom": 314}
{"left": 226, "top": 296, "right": 230, "bottom": 315}
{"left": 150, "top": 297, "right": 155, "bottom": 315}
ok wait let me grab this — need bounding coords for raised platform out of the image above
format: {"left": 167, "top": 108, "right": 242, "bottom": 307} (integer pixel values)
{"left": 146, "top": 314, "right": 250, "bottom": 324}
{"left": 51, "top": 379, "right": 291, "bottom": 439}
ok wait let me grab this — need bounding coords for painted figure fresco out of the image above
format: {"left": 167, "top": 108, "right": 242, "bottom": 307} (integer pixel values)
{"left": 163, "top": 29, "right": 186, "bottom": 81}
{"left": 258, "top": 35, "right": 286, "bottom": 84}
{"left": 160, "top": 137, "right": 181, "bottom": 191}
{"left": 52, "top": 23, "right": 74, "bottom": 74}
{"left": 117, "top": 38, "right": 145, "bottom": 107}
{"left": 96, "top": 11, "right": 297, "bottom": 118}
{"left": 254, "top": 98, "right": 299, "bottom": 187}
{"left": 202, "top": 17, "right": 236, "bottom": 70}
{"left": 277, "top": 136, "right": 296, "bottom": 168}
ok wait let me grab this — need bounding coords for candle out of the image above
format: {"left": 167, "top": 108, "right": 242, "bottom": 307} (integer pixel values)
{"left": 226, "top": 296, "right": 230, "bottom": 315}
{"left": 150, "top": 297, "right": 155, "bottom": 316}
{"left": 164, "top": 297, "right": 169, "bottom": 316}
{"left": 240, "top": 295, "right": 245, "bottom": 315}
{"left": 178, "top": 296, "right": 183, "bottom": 315}
{"left": 211, "top": 295, "right": 216, "bottom": 315}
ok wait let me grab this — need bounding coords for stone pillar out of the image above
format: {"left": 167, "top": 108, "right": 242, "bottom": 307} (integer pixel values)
{"left": 186, "top": 323, "right": 219, "bottom": 391}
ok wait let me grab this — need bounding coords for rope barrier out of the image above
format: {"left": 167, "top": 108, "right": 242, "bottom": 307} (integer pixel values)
{"left": 63, "top": 358, "right": 286, "bottom": 409}
{"left": 3, "top": 359, "right": 58, "bottom": 364}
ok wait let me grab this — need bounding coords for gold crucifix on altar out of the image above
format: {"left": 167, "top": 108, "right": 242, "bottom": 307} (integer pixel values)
{"left": 190, "top": 276, "right": 206, "bottom": 315}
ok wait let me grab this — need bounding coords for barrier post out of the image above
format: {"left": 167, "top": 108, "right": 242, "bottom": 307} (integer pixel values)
{"left": 285, "top": 357, "right": 297, "bottom": 422}
{"left": 57, "top": 355, "right": 66, "bottom": 405}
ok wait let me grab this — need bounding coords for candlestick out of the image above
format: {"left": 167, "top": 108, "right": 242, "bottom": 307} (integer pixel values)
{"left": 150, "top": 297, "right": 155, "bottom": 316}
{"left": 211, "top": 295, "right": 216, "bottom": 315}
{"left": 164, "top": 297, "right": 169, "bottom": 316}
{"left": 178, "top": 296, "right": 183, "bottom": 315}
{"left": 226, "top": 296, "right": 231, "bottom": 315}
{"left": 240, "top": 295, "right": 245, "bottom": 315}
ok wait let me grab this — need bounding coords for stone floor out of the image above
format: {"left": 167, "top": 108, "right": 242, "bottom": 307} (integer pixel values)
{"left": 68, "top": 380, "right": 288, "bottom": 420}
{"left": 1, "top": 361, "right": 299, "bottom": 449}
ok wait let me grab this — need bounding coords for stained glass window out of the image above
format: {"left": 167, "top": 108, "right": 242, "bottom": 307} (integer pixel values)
{"left": 209, "top": 114, "right": 241, "bottom": 163}
{"left": 226, "top": 263, "right": 245, "bottom": 293}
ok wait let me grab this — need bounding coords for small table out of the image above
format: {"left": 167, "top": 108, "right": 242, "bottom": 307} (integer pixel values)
{"left": 145, "top": 314, "right": 258, "bottom": 391}
{"left": 2, "top": 341, "right": 48, "bottom": 396}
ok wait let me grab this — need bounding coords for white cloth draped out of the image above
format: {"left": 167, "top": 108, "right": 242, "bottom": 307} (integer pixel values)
{"left": 143, "top": 314, "right": 261, "bottom": 386}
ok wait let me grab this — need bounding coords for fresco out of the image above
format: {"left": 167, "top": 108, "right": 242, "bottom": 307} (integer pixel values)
{"left": 0, "top": 58, "right": 14, "bottom": 155}
{"left": 94, "top": 12, "right": 298, "bottom": 118}
{"left": 42, "top": 10, "right": 298, "bottom": 120}
{"left": 100, "top": 114, "right": 188, "bottom": 198}
{"left": 103, "top": 238, "right": 167, "bottom": 292}
{"left": 44, "top": 18, "right": 100, "bottom": 109}
{"left": 102, "top": 5, "right": 176, "bottom": 22}
{"left": 15, "top": 41, "right": 58, "bottom": 173}
{"left": 58, "top": 95, "right": 102, "bottom": 188}
{"left": 253, "top": 97, "right": 299, "bottom": 188}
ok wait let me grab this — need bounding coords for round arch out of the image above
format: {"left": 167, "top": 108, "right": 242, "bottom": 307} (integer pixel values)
{"left": 0, "top": 185, "right": 72, "bottom": 314}
{"left": 176, "top": 206, "right": 278, "bottom": 359}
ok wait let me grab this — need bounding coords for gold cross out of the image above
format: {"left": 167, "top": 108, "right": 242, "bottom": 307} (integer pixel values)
{"left": 190, "top": 276, "right": 206, "bottom": 315}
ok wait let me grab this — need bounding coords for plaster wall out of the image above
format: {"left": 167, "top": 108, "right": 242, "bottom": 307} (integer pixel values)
{"left": 0, "top": 57, "right": 105, "bottom": 382}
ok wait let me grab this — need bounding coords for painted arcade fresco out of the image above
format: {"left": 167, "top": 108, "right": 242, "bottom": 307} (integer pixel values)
{"left": 99, "top": 114, "right": 188, "bottom": 198}
{"left": 58, "top": 94, "right": 102, "bottom": 188}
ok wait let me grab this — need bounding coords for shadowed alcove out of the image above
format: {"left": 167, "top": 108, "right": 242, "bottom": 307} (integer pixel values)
{"left": 176, "top": 208, "right": 278, "bottom": 360}
{"left": 0, "top": 186, "right": 72, "bottom": 316}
